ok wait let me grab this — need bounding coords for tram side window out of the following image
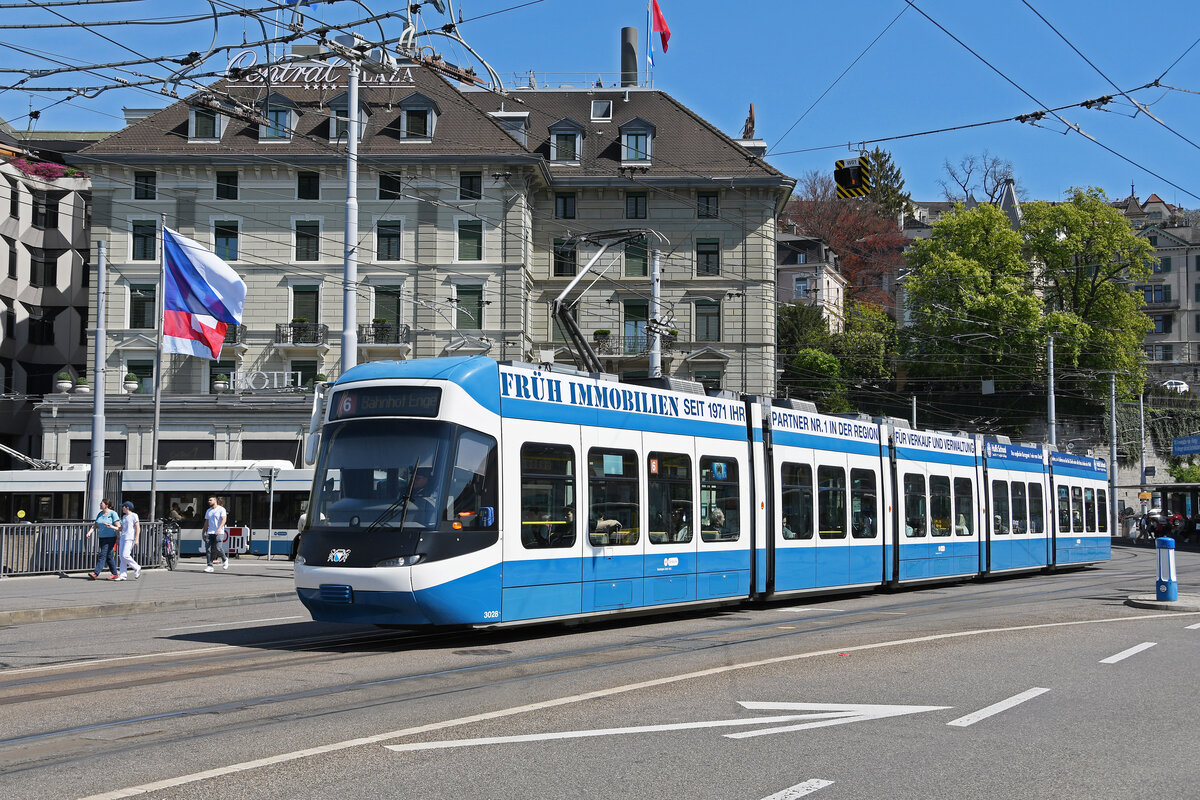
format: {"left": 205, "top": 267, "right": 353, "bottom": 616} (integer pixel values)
{"left": 1011, "top": 482, "right": 1028, "bottom": 534}
{"left": 954, "top": 478, "right": 974, "bottom": 535}
{"left": 929, "top": 475, "right": 951, "bottom": 537}
{"left": 588, "top": 448, "right": 639, "bottom": 546}
{"left": 1097, "top": 490, "right": 1108, "bottom": 533}
{"left": 445, "top": 430, "right": 498, "bottom": 530}
{"left": 903, "top": 473, "right": 926, "bottom": 538}
{"left": 1028, "top": 484, "right": 1044, "bottom": 533}
{"left": 1071, "top": 486, "right": 1084, "bottom": 533}
{"left": 1084, "top": 488, "right": 1096, "bottom": 532}
{"left": 1057, "top": 485, "right": 1071, "bottom": 533}
{"left": 648, "top": 452, "right": 693, "bottom": 544}
{"left": 700, "top": 456, "right": 740, "bottom": 542}
{"left": 519, "top": 443, "right": 576, "bottom": 549}
{"left": 991, "top": 480, "right": 1010, "bottom": 535}
{"left": 850, "top": 468, "right": 878, "bottom": 539}
{"left": 781, "top": 462, "right": 813, "bottom": 540}
{"left": 818, "top": 466, "right": 846, "bottom": 539}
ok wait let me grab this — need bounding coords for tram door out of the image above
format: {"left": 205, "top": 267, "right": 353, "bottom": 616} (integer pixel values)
{"left": 501, "top": 423, "right": 584, "bottom": 623}
{"left": 581, "top": 426, "right": 645, "bottom": 613}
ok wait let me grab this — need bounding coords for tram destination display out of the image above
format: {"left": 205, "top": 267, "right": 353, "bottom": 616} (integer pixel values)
{"left": 330, "top": 386, "right": 442, "bottom": 420}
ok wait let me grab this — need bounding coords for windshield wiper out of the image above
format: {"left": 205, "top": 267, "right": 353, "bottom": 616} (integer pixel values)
{"left": 363, "top": 458, "right": 420, "bottom": 534}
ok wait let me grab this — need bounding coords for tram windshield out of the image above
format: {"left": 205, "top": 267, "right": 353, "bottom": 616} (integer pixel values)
{"left": 312, "top": 419, "right": 497, "bottom": 533}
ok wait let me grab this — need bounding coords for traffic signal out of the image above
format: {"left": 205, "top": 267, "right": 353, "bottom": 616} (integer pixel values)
{"left": 835, "top": 156, "right": 871, "bottom": 198}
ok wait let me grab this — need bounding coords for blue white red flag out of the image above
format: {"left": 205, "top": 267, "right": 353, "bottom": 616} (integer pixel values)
{"left": 162, "top": 226, "right": 246, "bottom": 360}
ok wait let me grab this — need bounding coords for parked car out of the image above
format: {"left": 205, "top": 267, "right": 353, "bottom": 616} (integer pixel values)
{"left": 1162, "top": 379, "right": 1190, "bottom": 394}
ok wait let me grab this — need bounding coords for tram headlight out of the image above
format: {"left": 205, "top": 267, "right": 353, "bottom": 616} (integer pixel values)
{"left": 295, "top": 554, "right": 306, "bottom": 565}
{"left": 376, "top": 555, "right": 423, "bottom": 568}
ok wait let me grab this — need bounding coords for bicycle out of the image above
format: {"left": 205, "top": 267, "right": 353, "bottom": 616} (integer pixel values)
{"left": 160, "top": 518, "right": 181, "bottom": 570}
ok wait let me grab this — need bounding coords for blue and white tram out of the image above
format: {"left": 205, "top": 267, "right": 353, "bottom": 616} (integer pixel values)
{"left": 1049, "top": 451, "right": 1111, "bottom": 566}
{"left": 294, "top": 357, "right": 1111, "bottom": 627}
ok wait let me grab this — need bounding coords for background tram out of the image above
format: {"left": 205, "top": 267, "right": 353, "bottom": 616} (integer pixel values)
{"left": 295, "top": 356, "right": 1112, "bottom": 628}
{"left": 0, "top": 461, "right": 312, "bottom": 557}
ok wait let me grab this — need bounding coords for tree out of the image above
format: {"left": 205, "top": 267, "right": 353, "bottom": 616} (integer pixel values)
{"left": 831, "top": 300, "right": 899, "bottom": 388}
{"left": 903, "top": 203, "right": 1045, "bottom": 389}
{"left": 865, "top": 147, "right": 913, "bottom": 219}
{"left": 938, "top": 151, "right": 1019, "bottom": 203}
{"left": 1021, "top": 187, "right": 1154, "bottom": 397}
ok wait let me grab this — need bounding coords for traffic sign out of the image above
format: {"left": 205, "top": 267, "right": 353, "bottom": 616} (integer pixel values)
{"left": 834, "top": 156, "right": 871, "bottom": 198}
{"left": 1172, "top": 434, "right": 1200, "bottom": 456}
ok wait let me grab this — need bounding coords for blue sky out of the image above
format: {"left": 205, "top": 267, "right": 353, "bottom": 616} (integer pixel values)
{"left": 3, "top": 0, "right": 1198, "bottom": 205}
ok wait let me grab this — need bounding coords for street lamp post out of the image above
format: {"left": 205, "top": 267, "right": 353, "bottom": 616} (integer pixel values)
{"left": 258, "top": 466, "right": 280, "bottom": 561}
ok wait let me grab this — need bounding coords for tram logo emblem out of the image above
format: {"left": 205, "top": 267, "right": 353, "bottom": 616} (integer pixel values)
{"left": 664, "top": 557, "right": 679, "bottom": 567}
{"left": 328, "top": 549, "right": 352, "bottom": 564}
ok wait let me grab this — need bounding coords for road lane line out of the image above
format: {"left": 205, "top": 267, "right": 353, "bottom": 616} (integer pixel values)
{"left": 1186, "top": 622, "right": 1200, "bottom": 630}
{"left": 76, "top": 611, "right": 1198, "bottom": 800}
{"left": 1100, "top": 642, "right": 1157, "bottom": 663}
{"left": 160, "top": 615, "right": 304, "bottom": 631}
{"left": 946, "top": 687, "right": 1049, "bottom": 727}
{"left": 761, "top": 779, "right": 834, "bottom": 799}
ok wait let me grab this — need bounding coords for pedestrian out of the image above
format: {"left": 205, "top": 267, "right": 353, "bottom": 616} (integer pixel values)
{"left": 116, "top": 500, "right": 141, "bottom": 581}
{"left": 203, "top": 494, "right": 229, "bottom": 573}
{"left": 86, "top": 498, "right": 121, "bottom": 580}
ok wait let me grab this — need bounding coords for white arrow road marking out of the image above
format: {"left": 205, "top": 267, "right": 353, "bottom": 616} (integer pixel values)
{"left": 1186, "top": 622, "right": 1200, "bottom": 630}
{"left": 1100, "top": 642, "right": 1156, "bottom": 663}
{"left": 946, "top": 687, "right": 1049, "bottom": 727}
{"left": 760, "top": 779, "right": 835, "bottom": 800}
{"left": 724, "top": 701, "right": 950, "bottom": 739}
{"left": 385, "top": 713, "right": 835, "bottom": 753}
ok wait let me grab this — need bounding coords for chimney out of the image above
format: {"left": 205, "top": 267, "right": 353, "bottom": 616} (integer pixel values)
{"left": 621, "top": 27, "right": 638, "bottom": 87}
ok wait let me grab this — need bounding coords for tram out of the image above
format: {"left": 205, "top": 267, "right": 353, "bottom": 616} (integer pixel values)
{"left": 0, "top": 461, "right": 312, "bottom": 557}
{"left": 294, "top": 357, "right": 1112, "bottom": 627}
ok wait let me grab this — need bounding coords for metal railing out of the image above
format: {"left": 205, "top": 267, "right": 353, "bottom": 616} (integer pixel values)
{"left": 0, "top": 521, "right": 164, "bottom": 577}
{"left": 223, "top": 323, "right": 247, "bottom": 344}
{"left": 590, "top": 333, "right": 683, "bottom": 355}
{"left": 357, "top": 322, "right": 411, "bottom": 344}
{"left": 275, "top": 322, "right": 328, "bottom": 345}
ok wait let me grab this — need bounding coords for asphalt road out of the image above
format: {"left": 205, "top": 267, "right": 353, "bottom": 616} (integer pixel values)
{"left": 1, "top": 545, "right": 1196, "bottom": 800}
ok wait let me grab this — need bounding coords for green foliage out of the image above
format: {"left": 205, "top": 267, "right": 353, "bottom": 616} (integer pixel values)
{"left": 783, "top": 348, "right": 850, "bottom": 413}
{"left": 865, "top": 147, "right": 913, "bottom": 219}
{"left": 832, "top": 300, "right": 899, "bottom": 387}
{"left": 1167, "top": 461, "right": 1200, "bottom": 483}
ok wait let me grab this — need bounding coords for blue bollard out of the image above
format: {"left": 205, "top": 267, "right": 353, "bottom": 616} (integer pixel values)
{"left": 1156, "top": 537, "right": 1178, "bottom": 602}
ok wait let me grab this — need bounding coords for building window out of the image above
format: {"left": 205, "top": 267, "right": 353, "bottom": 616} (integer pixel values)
{"left": 32, "top": 192, "right": 60, "bottom": 229}
{"left": 696, "top": 238, "right": 720, "bottom": 276}
{"left": 330, "top": 105, "right": 363, "bottom": 141}
{"left": 297, "top": 171, "right": 320, "bottom": 200}
{"left": 126, "top": 359, "right": 154, "bottom": 393}
{"left": 27, "top": 304, "right": 57, "bottom": 345}
{"left": 697, "top": 192, "right": 719, "bottom": 218}
{"left": 214, "top": 221, "right": 239, "bottom": 261}
{"left": 696, "top": 300, "right": 720, "bottom": 341}
{"left": 1141, "top": 284, "right": 1171, "bottom": 303}
{"left": 130, "top": 284, "right": 157, "bottom": 329}
{"left": 291, "top": 285, "right": 319, "bottom": 322}
{"left": 623, "top": 300, "right": 648, "bottom": 354}
{"left": 209, "top": 359, "right": 236, "bottom": 393}
{"left": 379, "top": 172, "right": 402, "bottom": 199}
{"left": 192, "top": 108, "right": 219, "bottom": 140}
{"left": 626, "top": 192, "right": 646, "bottom": 219}
{"left": 1152, "top": 314, "right": 1173, "bottom": 334}
{"left": 295, "top": 222, "right": 320, "bottom": 262}
{"left": 1155, "top": 256, "right": 1171, "bottom": 273}
{"left": 132, "top": 220, "right": 157, "bottom": 261}
{"left": 456, "top": 285, "right": 483, "bottom": 330}
{"left": 591, "top": 100, "right": 612, "bottom": 121}
{"left": 134, "top": 172, "right": 157, "bottom": 200}
{"left": 623, "top": 131, "right": 650, "bottom": 162}
{"left": 1194, "top": 313, "right": 1200, "bottom": 334}
{"left": 794, "top": 277, "right": 810, "bottom": 300}
{"left": 29, "top": 249, "right": 59, "bottom": 288}
{"left": 552, "top": 132, "right": 579, "bottom": 162}
{"left": 7, "top": 177, "right": 17, "bottom": 218}
{"left": 215, "top": 171, "right": 238, "bottom": 200}
{"left": 552, "top": 238, "right": 576, "bottom": 277}
{"left": 375, "top": 285, "right": 404, "bottom": 326}
{"left": 262, "top": 107, "right": 291, "bottom": 140}
{"left": 3, "top": 299, "right": 13, "bottom": 340}
{"left": 1145, "top": 344, "right": 1175, "bottom": 361}
{"left": 459, "top": 172, "right": 482, "bottom": 201}
{"left": 403, "top": 108, "right": 429, "bottom": 138}
{"left": 291, "top": 360, "right": 318, "bottom": 389}
{"left": 625, "top": 237, "right": 648, "bottom": 277}
{"left": 555, "top": 192, "right": 576, "bottom": 219}
{"left": 376, "top": 221, "right": 403, "bottom": 261}
{"left": 457, "top": 220, "right": 483, "bottom": 261}
{"left": 694, "top": 369, "right": 722, "bottom": 392}
{"left": 7, "top": 240, "right": 16, "bottom": 278}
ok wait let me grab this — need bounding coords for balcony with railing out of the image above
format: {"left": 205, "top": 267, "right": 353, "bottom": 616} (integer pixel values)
{"left": 223, "top": 324, "right": 247, "bottom": 345}
{"left": 273, "top": 322, "right": 329, "bottom": 355}
{"left": 358, "top": 321, "right": 412, "bottom": 358}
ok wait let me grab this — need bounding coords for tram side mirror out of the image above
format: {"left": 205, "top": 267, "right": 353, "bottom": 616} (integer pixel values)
{"left": 478, "top": 507, "right": 495, "bottom": 527}
{"left": 304, "top": 431, "right": 320, "bottom": 465}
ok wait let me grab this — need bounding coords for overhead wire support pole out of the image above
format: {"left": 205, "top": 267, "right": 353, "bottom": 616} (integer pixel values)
{"left": 342, "top": 55, "right": 360, "bottom": 376}
{"left": 88, "top": 239, "right": 106, "bottom": 516}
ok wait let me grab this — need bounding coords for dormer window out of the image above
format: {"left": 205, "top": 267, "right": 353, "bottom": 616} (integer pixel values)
{"left": 189, "top": 106, "right": 226, "bottom": 141}
{"left": 619, "top": 117, "right": 655, "bottom": 164}
{"left": 395, "top": 92, "right": 440, "bottom": 140}
{"left": 258, "top": 93, "right": 298, "bottom": 141}
{"left": 591, "top": 100, "right": 613, "bottom": 121}
{"left": 548, "top": 117, "right": 584, "bottom": 164}
{"left": 328, "top": 92, "right": 368, "bottom": 142}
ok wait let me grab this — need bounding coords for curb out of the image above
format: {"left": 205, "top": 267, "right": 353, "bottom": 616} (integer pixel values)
{"left": 0, "top": 591, "right": 298, "bottom": 627}
{"left": 1125, "top": 593, "right": 1200, "bottom": 613}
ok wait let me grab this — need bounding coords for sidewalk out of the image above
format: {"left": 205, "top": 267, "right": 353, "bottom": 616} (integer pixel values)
{"left": 0, "top": 556, "right": 299, "bottom": 627}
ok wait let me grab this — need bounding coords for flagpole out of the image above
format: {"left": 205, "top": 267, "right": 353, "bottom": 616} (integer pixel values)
{"left": 645, "top": 1, "right": 652, "bottom": 86}
{"left": 149, "top": 215, "right": 167, "bottom": 522}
